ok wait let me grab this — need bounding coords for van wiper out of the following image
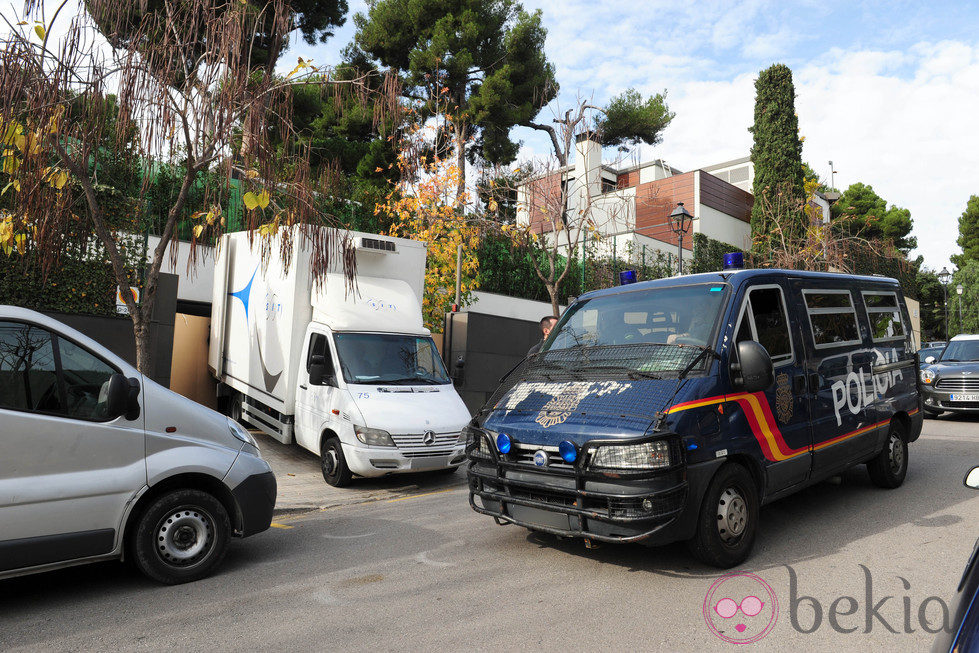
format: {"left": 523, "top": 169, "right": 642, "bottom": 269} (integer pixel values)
{"left": 678, "top": 346, "right": 719, "bottom": 380}
{"left": 380, "top": 376, "right": 442, "bottom": 385}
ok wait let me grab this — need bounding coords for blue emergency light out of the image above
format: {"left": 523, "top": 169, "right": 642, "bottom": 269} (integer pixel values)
{"left": 619, "top": 270, "right": 637, "bottom": 285}
{"left": 496, "top": 433, "right": 512, "bottom": 454}
{"left": 558, "top": 440, "right": 578, "bottom": 463}
{"left": 723, "top": 252, "right": 745, "bottom": 270}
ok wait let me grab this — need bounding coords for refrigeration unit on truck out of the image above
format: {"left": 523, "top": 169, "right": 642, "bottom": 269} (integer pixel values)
{"left": 208, "top": 226, "right": 471, "bottom": 487}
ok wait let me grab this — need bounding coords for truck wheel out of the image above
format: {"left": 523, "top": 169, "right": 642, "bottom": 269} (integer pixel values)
{"left": 867, "top": 422, "right": 908, "bottom": 488}
{"left": 321, "top": 437, "right": 352, "bottom": 487}
{"left": 131, "top": 489, "right": 231, "bottom": 584}
{"left": 687, "top": 463, "right": 759, "bottom": 569}
{"left": 229, "top": 391, "right": 243, "bottom": 423}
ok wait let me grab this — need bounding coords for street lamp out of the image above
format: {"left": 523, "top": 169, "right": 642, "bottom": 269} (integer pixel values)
{"left": 957, "top": 283, "right": 964, "bottom": 335}
{"left": 669, "top": 202, "right": 694, "bottom": 275}
{"left": 938, "top": 267, "right": 951, "bottom": 341}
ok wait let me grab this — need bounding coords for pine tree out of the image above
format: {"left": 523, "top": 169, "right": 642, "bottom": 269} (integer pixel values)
{"left": 749, "top": 64, "right": 805, "bottom": 249}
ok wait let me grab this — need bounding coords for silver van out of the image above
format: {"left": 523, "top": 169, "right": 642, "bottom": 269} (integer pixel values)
{"left": 0, "top": 306, "right": 276, "bottom": 584}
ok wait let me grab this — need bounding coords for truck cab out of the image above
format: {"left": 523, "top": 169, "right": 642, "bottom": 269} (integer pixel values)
{"left": 295, "top": 325, "right": 468, "bottom": 486}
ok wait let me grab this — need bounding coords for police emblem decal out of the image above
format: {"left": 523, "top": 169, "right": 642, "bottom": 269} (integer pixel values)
{"left": 533, "top": 450, "right": 549, "bottom": 467}
{"left": 775, "top": 373, "right": 793, "bottom": 423}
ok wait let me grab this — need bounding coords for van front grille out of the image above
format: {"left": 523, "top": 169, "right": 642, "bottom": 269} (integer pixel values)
{"left": 391, "top": 432, "right": 460, "bottom": 449}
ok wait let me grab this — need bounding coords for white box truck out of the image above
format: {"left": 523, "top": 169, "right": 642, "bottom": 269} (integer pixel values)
{"left": 208, "top": 226, "right": 471, "bottom": 486}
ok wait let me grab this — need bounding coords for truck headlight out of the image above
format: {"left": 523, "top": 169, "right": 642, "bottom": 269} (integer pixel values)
{"left": 228, "top": 418, "right": 258, "bottom": 449}
{"left": 920, "top": 369, "right": 936, "bottom": 384}
{"left": 588, "top": 440, "right": 671, "bottom": 470}
{"left": 355, "top": 426, "right": 396, "bottom": 447}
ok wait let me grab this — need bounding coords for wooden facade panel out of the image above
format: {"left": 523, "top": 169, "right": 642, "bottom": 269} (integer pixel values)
{"left": 617, "top": 170, "right": 639, "bottom": 189}
{"left": 633, "top": 172, "right": 696, "bottom": 250}
{"left": 526, "top": 172, "right": 563, "bottom": 233}
{"left": 699, "top": 171, "right": 753, "bottom": 222}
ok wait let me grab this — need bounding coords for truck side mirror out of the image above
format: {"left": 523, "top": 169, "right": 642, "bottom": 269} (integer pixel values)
{"left": 309, "top": 355, "right": 330, "bottom": 386}
{"left": 730, "top": 341, "right": 774, "bottom": 393}
{"left": 104, "top": 373, "right": 130, "bottom": 419}
{"left": 452, "top": 356, "right": 465, "bottom": 388}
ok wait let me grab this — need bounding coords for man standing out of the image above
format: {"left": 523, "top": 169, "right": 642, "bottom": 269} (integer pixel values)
{"left": 528, "top": 316, "right": 558, "bottom": 356}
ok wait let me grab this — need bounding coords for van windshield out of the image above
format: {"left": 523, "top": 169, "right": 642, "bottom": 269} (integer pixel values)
{"left": 543, "top": 283, "right": 727, "bottom": 374}
{"left": 334, "top": 333, "right": 451, "bottom": 385}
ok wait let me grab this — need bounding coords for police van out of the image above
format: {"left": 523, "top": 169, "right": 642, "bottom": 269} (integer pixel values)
{"left": 465, "top": 264, "right": 921, "bottom": 568}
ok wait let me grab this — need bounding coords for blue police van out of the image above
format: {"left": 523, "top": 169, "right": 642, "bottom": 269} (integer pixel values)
{"left": 465, "top": 264, "right": 921, "bottom": 568}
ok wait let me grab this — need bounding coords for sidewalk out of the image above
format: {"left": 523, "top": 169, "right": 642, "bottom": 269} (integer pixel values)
{"left": 253, "top": 431, "right": 466, "bottom": 515}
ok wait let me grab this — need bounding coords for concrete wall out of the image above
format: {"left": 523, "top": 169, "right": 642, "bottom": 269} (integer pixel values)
{"left": 469, "top": 291, "right": 565, "bottom": 322}
{"left": 694, "top": 203, "right": 752, "bottom": 250}
{"left": 146, "top": 236, "right": 215, "bottom": 306}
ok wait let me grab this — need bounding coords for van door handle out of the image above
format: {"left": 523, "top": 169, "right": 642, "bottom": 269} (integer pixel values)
{"left": 808, "top": 373, "right": 820, "bottom": 394}
{"left": 793, "top": 374, "right": 806, "bottom": 394}
{"left": 299, "top": 384, "right": 308, "bottom": 390}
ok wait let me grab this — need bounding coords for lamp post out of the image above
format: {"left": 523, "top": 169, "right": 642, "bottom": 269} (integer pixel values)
{"left": 957, "top": 284, "right": 964, "bottom": 334}
{"left": 669, "top": 202, "right": 694, "bottom": 275}
{"left": 938, "top": 267, "right": 951, "bottom": 341}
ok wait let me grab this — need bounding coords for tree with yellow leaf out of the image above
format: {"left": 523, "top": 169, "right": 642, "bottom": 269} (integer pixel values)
{"left": 0, "top": 0, "right": 397, "bottom": 372}
{"left": 376, "top": 108, "right": 480, "bottom": 331}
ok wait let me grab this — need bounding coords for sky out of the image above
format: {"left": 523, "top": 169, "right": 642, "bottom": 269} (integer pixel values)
{"left": 281, "top": 0, "right": 979, "bottom": 272}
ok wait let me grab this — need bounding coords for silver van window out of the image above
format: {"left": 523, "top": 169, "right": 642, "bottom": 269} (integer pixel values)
{"left": 0, "top": 321, "right": 62, "bottom": 414}
{"left": 57, "top": 337, "right": 116, "bottom": 419}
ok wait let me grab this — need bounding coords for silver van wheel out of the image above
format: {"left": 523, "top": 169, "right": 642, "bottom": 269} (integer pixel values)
{"left": 887, "top": 433, "right": 905, "bottom": 475}
{"left": 716, "top": 488, "right": 748, "bottom": 543}
{"left": 155, "top": 507, "right": 214, "bottom": 566}
{"left": 132, "top": 489, "right": 231, "bottom": 584}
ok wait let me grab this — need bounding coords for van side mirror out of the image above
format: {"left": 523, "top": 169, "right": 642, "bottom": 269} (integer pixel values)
{"left": 104, "top": 373, "right": 130, "bottom": 419}
{"left": 966, "top": 466, "right": 979, "bottom": 490}
{"left": 925, "top": 356, "right": 936, "bottom": 364}
{"left": 731, "top": 341, "right": 774, "bottom": 393}
{"left": 309, "top": 354, "right": 331, "bottom": 386}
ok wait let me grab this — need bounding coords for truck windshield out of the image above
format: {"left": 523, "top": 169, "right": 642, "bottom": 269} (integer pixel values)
{"left": 334, "top": 333, "right": 451, "bottom": 385}
{"left": 543, "top": 283, "right": 727, "bottom": 373}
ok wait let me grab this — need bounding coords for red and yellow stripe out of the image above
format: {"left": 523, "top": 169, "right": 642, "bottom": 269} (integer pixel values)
{"left": 669, "top": 391, "right": 893, "bottom": 462}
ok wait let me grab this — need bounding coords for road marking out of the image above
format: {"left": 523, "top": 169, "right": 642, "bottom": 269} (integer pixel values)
{"left": 416, "top": 550, "right": 454, "bottom": 568}
{"left": 386, "top": 488, "right": 457, "bottom": 503}
{"left": 270, "top": 522, "right": 294, "bottom": 529}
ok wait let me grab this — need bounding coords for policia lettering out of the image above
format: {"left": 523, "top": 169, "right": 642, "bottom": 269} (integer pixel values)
{"left": 830, "top": 350, "right": 904, "bottom": 427}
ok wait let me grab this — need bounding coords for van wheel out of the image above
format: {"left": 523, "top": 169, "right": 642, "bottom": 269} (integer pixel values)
{"left": 867, "top": 422, "right": 908, "bottom": 488}
{"left": 229, "top": 392, "right": 243, "bottom": 423}
{"left": 132, "top": 489, "right": 231, "bottom": 584}
{"left": 687, "top": 463, "right": 759, "bottom": 569}
{"left": 321, "top": 437, "right": 352, "bottom": 487}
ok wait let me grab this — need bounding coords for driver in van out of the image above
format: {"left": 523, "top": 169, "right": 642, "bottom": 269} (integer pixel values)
{"left": 667, "top": 301, "right": 714, "bottom": 345}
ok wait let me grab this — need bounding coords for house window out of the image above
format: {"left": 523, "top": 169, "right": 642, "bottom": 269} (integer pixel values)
{"left": 602, "top": 178, "right": 616, "bottom": 194}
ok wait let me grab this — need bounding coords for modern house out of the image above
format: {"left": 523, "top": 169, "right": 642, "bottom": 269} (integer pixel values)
{"left": 515, "top": 134, "right": 755, "bottom": 267}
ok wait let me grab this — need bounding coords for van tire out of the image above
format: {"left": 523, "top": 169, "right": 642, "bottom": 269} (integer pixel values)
{"left": 321, "top": 437, "right": 352, "bottom": 487}
{"left": 867, "top": 422, "right": 908, "bottom": 488}
{"left": 687, "top": 463, "right": 759, "bottom": 569}
{"left": 132, "top": 489, "right": 231, "bottom": 584}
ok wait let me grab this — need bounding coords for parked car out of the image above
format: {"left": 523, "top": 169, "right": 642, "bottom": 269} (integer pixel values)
{"left": 932, "top": 466, "right": 979, "bottom": 652}
{"left": 920, "top": 334, "right": 979, "bottom": 417}
{"left": 466, "top": 267, "right": 920, "bottom": 568}
{"left": 919, "top": 346, "right": 946, "bottom": 370}
{"left": 0, "top": 306, "right": 276, "bottom": 584}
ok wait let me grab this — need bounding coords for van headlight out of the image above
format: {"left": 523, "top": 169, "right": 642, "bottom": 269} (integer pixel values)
{"left": 355, "top": 426, "right": 396, "bottom": 447}
{"left": 588, "top": 440, "right": 671, "bottom": 470}
{"left": 464, "top": 425, "right": 493, "bottom": 459}
{"left": 920, "top": 369, "right": 936, "bottom": 384}
{"left": 228, "top": 418, "right": 258, "bottom": 448}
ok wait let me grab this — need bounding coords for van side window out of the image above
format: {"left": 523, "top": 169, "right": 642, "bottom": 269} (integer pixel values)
{"left": 735, "top": 287, "right": 793, "bottom": 364}
{"left": 804, "top": 290, "right": 860, "bottom": 347}
{"left": 57, "top": 337, "right": 116, "bottom": 419}
{"left": 0, "top": 321, "right": 63, "bottom": 414}
{"left": 306, "top": 333, "right": 334, "bottom": 373}
{"left": 862, "top": 292, "right": 905, "bottom": 341}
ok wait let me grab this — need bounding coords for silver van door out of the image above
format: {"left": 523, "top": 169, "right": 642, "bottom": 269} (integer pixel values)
{"left": 0, "top": 321, "right": 145, "bottom": 572}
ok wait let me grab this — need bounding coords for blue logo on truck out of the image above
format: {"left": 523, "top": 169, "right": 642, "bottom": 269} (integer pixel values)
{"left": 230, "top": 266, "right": 283, "bottom": 394}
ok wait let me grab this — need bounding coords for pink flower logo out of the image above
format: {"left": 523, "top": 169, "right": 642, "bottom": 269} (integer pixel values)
{"left": 703, "top": 572, "right": 778, "bottom": 644}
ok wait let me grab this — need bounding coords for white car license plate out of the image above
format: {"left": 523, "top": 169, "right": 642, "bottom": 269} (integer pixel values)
{"left": 950, "top": 394, "right": 979, "bottom": 402}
